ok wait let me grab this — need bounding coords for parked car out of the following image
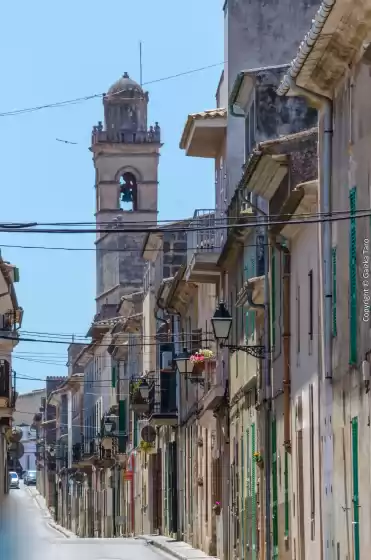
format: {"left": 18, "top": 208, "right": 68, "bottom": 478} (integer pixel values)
{"left": 9, "top": 471, "right": 19, "bottom": 489}
{"left": 24, "top": 470, "right": 36, "bottom": 486}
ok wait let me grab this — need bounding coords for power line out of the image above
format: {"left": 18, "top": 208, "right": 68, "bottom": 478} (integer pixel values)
{"left": 0, "top": 62, "right": 225, "bottom": 118}
{"left": 0, "top": 208, "right": 371, "bottom": 235}
{"left": 0, "top": 241, "right": 264, "bottom": 253}
{"left": 2, "top": 206, "right": 371, "bottom": 229}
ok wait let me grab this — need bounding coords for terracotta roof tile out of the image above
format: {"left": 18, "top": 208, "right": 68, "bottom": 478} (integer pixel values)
{"left": 180, "top": 108, "right": 227, "bottom": 149}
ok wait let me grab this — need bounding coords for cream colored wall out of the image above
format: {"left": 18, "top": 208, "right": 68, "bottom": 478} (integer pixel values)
{"left": 288, "top": 222, "right": 321, "bottom": 560}
{"left": 329, "top": 61, "right": 371, "bottom": 559}
{"left": 142, "top": 289, "right": 156, "bottom": 375}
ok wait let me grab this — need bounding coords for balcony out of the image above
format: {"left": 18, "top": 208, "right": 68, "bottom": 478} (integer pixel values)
{"left": 202, "top": 360, "right": 225, "bottom": 413}
{"left": 179, "top": 108, "right": 227, "bottom": 159}
{"left": 185, "top": 210, "right": 222, "bottom": 284}
{"left": 148, "top": 372, "right": 177, "bottom": 427}
{"left": 129, "top": 378, "right": 150, "bottom": 414}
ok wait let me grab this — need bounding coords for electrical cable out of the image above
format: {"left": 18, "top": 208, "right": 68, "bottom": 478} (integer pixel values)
{"left": 0, "top": 61, "right": 225, "bottom": 118}
{"left": 1, "top": 206, "right": 371, "bottom": 229}
{"left": 0, "top": 207, "right": 370, "bottom": 235}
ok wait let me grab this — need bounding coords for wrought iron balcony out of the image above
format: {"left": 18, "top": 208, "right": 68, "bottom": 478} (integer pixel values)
{"left": 185, "top": 209, "right": 223, "bottom": 284}
{"left": 148, "top": 371, "right": 177, "bottom": 427}
{"left": 129, "top": 378, "right": 150, "bottom": 414}
{"left": 72, "top": 443, "right": 83, "bottom": 463}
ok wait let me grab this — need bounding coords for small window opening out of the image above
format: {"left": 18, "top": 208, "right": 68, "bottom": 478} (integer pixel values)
{"left": 119, "top": 172, "right": 138, "bottom": 211}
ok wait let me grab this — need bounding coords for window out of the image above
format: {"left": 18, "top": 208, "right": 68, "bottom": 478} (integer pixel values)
{"left": 308, "top": 270, "right": 313, "bottom": 345}
{"left": 332, "top": 247, "right": 337, "bottom": 337}
{"left": 297, "top": 285, "right": 300, "bottom": 355}
{"left": 119, "top": 172, "right": 138, "bottom": 211}
{"left": 309, "top": 384, "right": 315, "bottom": 540}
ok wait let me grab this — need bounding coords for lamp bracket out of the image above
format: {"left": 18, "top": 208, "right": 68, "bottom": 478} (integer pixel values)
{"left": 220, "top": 344, "right": 266, "bottom": 359}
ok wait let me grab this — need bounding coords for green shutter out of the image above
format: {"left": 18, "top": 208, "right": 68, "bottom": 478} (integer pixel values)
{"left": 118, "top": 399, "right": 127, "bottom": 453}
{"left": 13, "top": 267, "right": 20, "bottom": 283}
{"left": 250, "top": 256, "right": 256, "bottom": 278}
{"left": 246, "top": 429, "right": 250, "bottom": 556}
{"left": 251, "top": 423, "right": 256, "bottom": 560}
{"left": 245, "top": 312, "right": 250, "bottom": 341}
{"left": 111, "top": 365, "right": 116, "bottom": 388}
{"left": 241, "top": 435, "right": 245, "bottom": 560}
{"left": 352, "top": 417, "right": 360, "bottom": 560}
{"left": 133, "top": 412, "right": 138, "bottom": 448}
{"left": 284, "top": 450, "right": 289, "bottom": 538}
{"left": 349, "top": 188, "right": 357, "bottom": 364}
{"left": 272, "top": 419, "right": 278, "bottom": 559}
{"left": 271, "top": 249, "right": 276, "bottom": 347}
{"left": 332, "top": 247, "right": 337, "bottom": 337}
{"left": 245, "top": 311, "right": 256, "bottom": 341}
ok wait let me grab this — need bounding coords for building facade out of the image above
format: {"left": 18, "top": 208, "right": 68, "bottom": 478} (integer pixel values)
{"left": 278, "top": 1, "right": 371, "bottom": 558}
{"left": 0, "top": 257, "right": 23, "bottom": 498}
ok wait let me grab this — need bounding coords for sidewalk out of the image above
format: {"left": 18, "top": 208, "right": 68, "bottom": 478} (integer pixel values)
{"left": 136, "top": 535, "right": 218, "bottom": 560}
{"left": 25, "top": 486, "right": 75, "bottom": 539}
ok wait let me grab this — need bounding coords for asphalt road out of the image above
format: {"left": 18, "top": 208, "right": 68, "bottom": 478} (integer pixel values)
{"left": 0, "top": 482, "right": 167, "bottom": 560}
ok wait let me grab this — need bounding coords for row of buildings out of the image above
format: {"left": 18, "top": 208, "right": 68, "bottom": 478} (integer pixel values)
{"left": 0, "top": 255, "right": 23, "bottom": 497}
{"left": 33, "top": 0, "right": 371, "bottom": 559}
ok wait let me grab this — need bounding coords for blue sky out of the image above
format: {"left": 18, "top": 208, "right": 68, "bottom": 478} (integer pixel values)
{"left": 0, "top": 1, "right": 224, "bottom": 393}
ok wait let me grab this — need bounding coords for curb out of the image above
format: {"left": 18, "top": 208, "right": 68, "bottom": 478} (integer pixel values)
{"left": 135, "top": 536, "right": 206, "bottom": 560}
{"left": 47, "top": 522, "right": 73, "bottom": 538}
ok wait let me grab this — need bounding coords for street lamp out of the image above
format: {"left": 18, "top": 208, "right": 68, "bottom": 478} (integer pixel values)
{"left": 174, "top": 348, "right": 191, "bottom": 376}
{"left": 104, "top": 418, "right": 114, "bottom": 435}
{"left": 211, "top": 301, "right": 266, "bottom": 359}
{"left": 211, "top": 301, "right": 233, "bottom": 341}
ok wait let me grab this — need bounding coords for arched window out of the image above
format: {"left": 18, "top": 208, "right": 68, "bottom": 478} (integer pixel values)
{"left": 119, "top": 172, "right": 138, "bottom": 211}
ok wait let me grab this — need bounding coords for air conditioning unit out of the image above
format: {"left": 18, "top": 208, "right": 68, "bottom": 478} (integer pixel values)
{"left": 161, "top": 351, "right": 173, "bottom": 371}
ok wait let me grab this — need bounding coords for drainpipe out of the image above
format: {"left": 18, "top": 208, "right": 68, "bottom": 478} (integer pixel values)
{"left": 287, "top": 75, "right": 333, "bottom": 560}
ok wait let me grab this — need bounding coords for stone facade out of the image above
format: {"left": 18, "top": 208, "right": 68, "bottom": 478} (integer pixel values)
{"left": 91, "top": 72, "right": 161, "bottom": 312}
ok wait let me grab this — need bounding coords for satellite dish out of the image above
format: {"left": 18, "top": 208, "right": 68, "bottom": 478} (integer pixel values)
{"left": 8, "top": 442, "right": 24, "bottom": 460}
{"left": 141, "top": 425, "right": 156, "bottom": 444}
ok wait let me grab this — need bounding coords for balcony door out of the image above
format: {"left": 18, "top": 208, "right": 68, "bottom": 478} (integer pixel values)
{"left": 0, "top": 360, "right": 10, "bottom": 398}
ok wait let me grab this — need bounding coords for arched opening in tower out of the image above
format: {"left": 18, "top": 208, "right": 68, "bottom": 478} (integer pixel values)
{"left": 119, "top": 172, "right": 138, "bottom": 211}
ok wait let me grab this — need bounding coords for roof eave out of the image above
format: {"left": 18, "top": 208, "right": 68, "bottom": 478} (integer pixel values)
{"left": 277, "top": 0, "right": 336, "bottom": 96}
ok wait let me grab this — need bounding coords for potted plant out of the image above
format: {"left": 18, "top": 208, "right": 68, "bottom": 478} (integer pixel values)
{"left": 139, "top": 440, "right": 155, "bottom": 453}
{"left": 190, "top": 349, "right": 214, "bottom": 376}
{"left": 213, "top": 501, "right": 221, "bottom": 515}
{"left": 130, "top": 379, "right": 149, "bottom": 412}
{"left": 254, "top": 451, "right": 264, "bottom": 468}
{"left": 197, "top": 476, "right": 204, "bottom": 487}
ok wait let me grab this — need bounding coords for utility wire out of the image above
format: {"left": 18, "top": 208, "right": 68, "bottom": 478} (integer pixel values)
{"left": 0, "top": 208, "right": 371, "bottom": 235}
{"left": 1, "top": 206, "right": 371, "bottom": 229}
{"left": 0, "top": 62, "right": 225, "bottom": 118}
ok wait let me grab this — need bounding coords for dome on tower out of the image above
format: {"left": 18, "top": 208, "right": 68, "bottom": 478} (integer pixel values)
{"left": 107, "top": 72, "right": 143, "bottom": 97}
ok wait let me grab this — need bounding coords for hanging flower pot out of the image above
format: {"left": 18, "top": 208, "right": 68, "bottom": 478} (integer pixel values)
{"left": 191, "top": 361, "right": 205, "bottom": 376}
{"left": 139, "top": 440, "right": 156, "bottom": 454}
{"left": 213, "top": 501, "right": 221, "bottom": 515}
{"left": 254, "top": 451, "right": 264, "bottom": 469}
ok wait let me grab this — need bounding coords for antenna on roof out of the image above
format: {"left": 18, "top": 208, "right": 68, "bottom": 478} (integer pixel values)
{"left": 139, "top": 41, "right": 143, "bottom": 87}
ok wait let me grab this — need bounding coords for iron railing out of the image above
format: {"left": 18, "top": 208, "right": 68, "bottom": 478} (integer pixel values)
{"left": 148, "top": 373, "right": 177, "bottom": 417}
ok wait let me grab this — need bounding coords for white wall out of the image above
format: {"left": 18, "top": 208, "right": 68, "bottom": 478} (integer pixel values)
{"left": 289, "top": 222, "right": 321, "bottom": 560}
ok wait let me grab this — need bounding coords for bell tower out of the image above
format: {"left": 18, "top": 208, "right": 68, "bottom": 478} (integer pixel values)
{"left": 91, "top": 72, "right": 161, "bottom": 312}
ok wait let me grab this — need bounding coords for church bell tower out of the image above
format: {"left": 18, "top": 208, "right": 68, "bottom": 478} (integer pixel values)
{"left": 90, "top": 73, "right": 161, "bottom": 312}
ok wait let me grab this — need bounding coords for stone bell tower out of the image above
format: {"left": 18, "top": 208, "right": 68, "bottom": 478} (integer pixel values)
{"left": 90, "top": 72, "right": 161, "bottom": 312}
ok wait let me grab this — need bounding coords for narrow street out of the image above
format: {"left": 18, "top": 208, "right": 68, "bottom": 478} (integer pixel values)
{"left": 0, "top": 481, "right": 168, "bottom": 560}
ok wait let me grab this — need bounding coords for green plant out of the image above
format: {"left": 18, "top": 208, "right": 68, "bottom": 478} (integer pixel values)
{"left": 139, "top": 440, "right": 155, "bottom": 452}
